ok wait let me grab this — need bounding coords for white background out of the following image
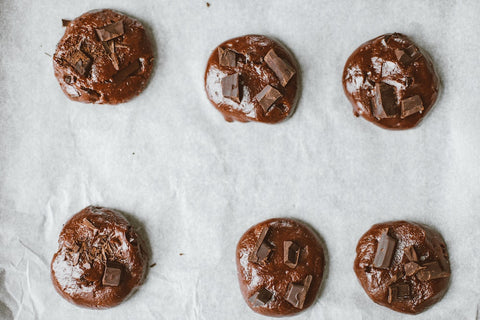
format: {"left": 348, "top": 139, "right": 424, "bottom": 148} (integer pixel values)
{"left": 0, "top": 0, "right": 479, "bottom": 319}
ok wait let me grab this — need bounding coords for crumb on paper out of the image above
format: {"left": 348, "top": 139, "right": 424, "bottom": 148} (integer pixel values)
{"left": 150, "top": 263, "right": 156, "bottom": 268}
{"left": 206, "top": 2, "right": 210, "bottom": 7}
{"left": 179, "top": 253, "right": 184, "bottom": 256}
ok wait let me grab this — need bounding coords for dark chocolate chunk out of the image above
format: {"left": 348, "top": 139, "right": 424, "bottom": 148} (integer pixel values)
{"left": 249, "top": 227, "right": 272, "bottom": 264}
{"left": 283, "top": 241, "right": 300, "bottom": 268}
{"left": 255, "top": 85, "right": 282, "bottom": 113}
{"left": 404, "top": 261, "right": 425, "bottom": 276}
{"left": 112, "top": 59, "right": 141, "bottom": 82}
{"left": 264, "top": 49, "right": 296, "bottom": 87}
{"left": 416, "top": 261, "right": 450, "bottom": 281}
{"left": 404, "top": 245, "right": 418, "bottom": 262}
{"left": 62, "top": 19, "right": 71, "bottom": 27}
{"left": 395, "top": 49, "right": 413, "bottom": 66}
{"left": 66, "top": 50, "right": 92, "bottom": 76}
{"left": 401, "top": 95, "right": 424, "bottom": 119}
{"left": 102, "top": 265, "right": 121, "bottom": 286}
{"left": 372, "top": 83, "right": 398, "bottom": 119}
{"left": 221, "top": 73, "right": 240, "bottom": 103}
{"left": 96, "top": 20, "right": 124, "bottom": 42}
{"left": 218, "top": 48, "right": 236, "bottom": 67}
{"left": 285, "top": 275, "right": 312, "bottom": 309}
{"left": 249, "top": 288, "right": 273, "bottom": 307}
{"left": 103, "top": 40, "right": 120, "bottom": 70}
{"left": 373, "top": 230, "right": 396, "bottom": 269}
{"left": 388, "top": 283, "right": 410, "bottom": 304}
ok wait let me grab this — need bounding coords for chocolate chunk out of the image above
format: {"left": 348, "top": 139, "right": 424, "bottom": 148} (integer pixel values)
{"left": 285, "top": 275, "right": 312, "bottom": 309}
{"left": 112, "top": 59, "right": 141, "bottom": 82}
{"left": 62, "top": 19, "right": 71, "bottom": 27}
{"left": 249, "top": 288, "right": 273, "bottom": 307}
{"left": 388, "top": 283, "right": 410, "bottom": 304}
{"left": 395, "top": 49, "right": 413, "bottom": 66}
{"left": 218, "top": 48, "right": 236, "bottom": 67}
{"left": 96, "top": 20, "right": 124, "bottom": 42}
{"left": 255, "top": 85, "right": 282, "bottom": 113}
{"left": 102, "top": 265, "right": 121, "bottom": 286}
{"left": 404, "top": 261, "right": 425, "bottom": 276}
{"left": 404, "top": 245, "right": 418, "bottom": 262}
{"left": 105, "top": 40, "right": 120, "bottom": 70}
{"left": 66, "top": 50, "right": 92, "bottom": 76}
{"left": 221, "top": 73, "right": 240, "bottom": 103}
{"left": 283, "top": 241, "right": 300, "bottom": 268}
{"left": 401, "top": 95, "right": 424, "bottom": 119}
{"left": 373, "top": 230, "right": 396, "bottom": 269}
{"left": 249, "top": 227, "right": 272, "bottom": 264}
{"left": 372, "top": 83, "right": 398, "bottom": 119}
{"left": 416, "top": 261, "right": 450, "bottom": 281}
{"left": 264, "top": 49, "right": 296, "bottom": 87}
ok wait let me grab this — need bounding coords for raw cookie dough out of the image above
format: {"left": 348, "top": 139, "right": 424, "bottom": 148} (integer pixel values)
{"left": 354, "top": 221, "right": 451, "bottom": 314}
{"left": 342, "top": 33, "right": 439, "bottom": 129}
{"left": 53, "top": 9, "right": 154, "bottom": 104}
{"left": 236, "top": 218, "right": 325, "bottom": 316}
{"left": 51, "top": 206, "right": 149, "bottom": 309}
{"left": 205, "top": 35, "right": 299, "bottom": 123}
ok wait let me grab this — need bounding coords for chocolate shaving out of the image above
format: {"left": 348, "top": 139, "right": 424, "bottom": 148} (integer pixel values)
{"left": 404, "top": 245, "right": 418, "bottom": 262}
{"left": 264, "top": 49, "right": 296, "bottom": 87}
{"left": 416, "top": 261, "right": 450, "bottom": 281}
{"left": 62, "top": 19, "right": 71, "bottom": 27}
{"left": 66, "top": 50, "right": 92, "bottom": 76}
{"left": 255, "top": 85, "right": 282, "bottom": 113}
{"left": 386, "top": 270, "right": 404, "bottom": 286}
{"left": 372, "top": 83, "right": 398, "bottom": 119}
{"left": 82, "top": 218, "right": 96, "bottom": 230}
{"left": 249, "top": 227, "right": 272, "bottom": 265}
{"left": 218, "top": 48, "right": 236, "bottom": 67}
{"left": 283, "top": 241, "right": 300, "bottom": 268}
{"left": 285, "top": 275, "right": 312, "bottom": 309}
{"left": 401, "top": 95, "right": 424, "bottom": 119}
{"left": 388, "top": 282, "right": 410, "bottom": 304}
{"left": 249, "top": 288, "right": 273, "bottom": 307}
{"left": 112, "top": 59, "right": 141, "bottom": 82}
{"left": 221, "top": 73, "right": 240, "bottom": 103}
{"left": 96, "top": 20, "right": 124, "bottom": 42}
{"left": 102, "top": 265, "right": 121, "bottom": 286}
{"left": 404, "top": 261, "right": 425, "bottom": 276}
{"left": 106, "top": 40, "right": 120, "bottom": 70}
{"left": 373, "top": 229, "right": 396, "bottom": 269}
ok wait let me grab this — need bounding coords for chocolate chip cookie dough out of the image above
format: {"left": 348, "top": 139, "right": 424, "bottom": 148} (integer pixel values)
{"left": 236, "top": 218, "right": 325, "bottom": 316}
{"left": 342, "top": 33, "right": 439, "bottom": 129}
{"left": 205, "top": 35, "right": 299, "bottom": 123}
{"left": 354, "top": 221, "right": 451, "bottom": 314}
{"left": 51, "top": 206, "right": 149, "bottom": 309}
{"left": 53, "top": 9, "right": 154, "bottom": 104}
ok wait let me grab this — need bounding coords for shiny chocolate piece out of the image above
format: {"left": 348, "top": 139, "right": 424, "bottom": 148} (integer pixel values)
{"left": 342, "top": 33, "right": 439, "bottom": 129}
{"left": 248, "top": 227, "right": 272, "bottom": 265}
{"left": 51, "top": 206, "right": 149, "bottom": 309}
{"left": 372, "top": 230, "right": 396, "bottom": 269}
{"left": 53, "top": 9, "right": 154, "bottom": 104}
{"left": 354, "top": 221, "right": 451, "bottom": 314}
{"left": 62, "top": 19, "right": 71, "bottom": 27}
{"left": 221, "top": 73, "right": 240, "bottom": 103}
{"left": 205, "top": 35, "right": 299, "bottom": 123}
{"left": 401, "top": 95, "right": 424, "bottom": 119}
{"left": 249, "top": 288, "right": 273, "bottom": 307}
{"left": 237, "top": 218, "right": 325, "bottom": 317}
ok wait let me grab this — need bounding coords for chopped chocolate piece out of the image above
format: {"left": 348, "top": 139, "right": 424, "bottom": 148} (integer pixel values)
{"left": 249, "top": 227, "right": 272, "bottom": 264}
{"left": 255, "top": 85, "right": 282, "bottom": 113}
{"left": 416, "top": 261, "right": 450, "bottom": 281}
{"left": 96, "top": 20, "right": 124, "bottom": 42}
{"left": 218, "top": 47, "right": 236, "bottom": 67}
{"left": 285, "top": 275, "right": 312, "bottom": 309}
{"left": 404, "top": 45, "right": 421, "bottom": 60}
{"left": 82, "top": 218, "right": 96, "bottom": 230}
{"left": 373, "top": 230, "right": 396, "bottom": 269}
{"left": 264, "top": 49, "right": 296, "bottom": 87}
{"left": 388, "top": 283, "right": 410, "bottom": 304}
{"left": 372, "top": 82, "right": 398, "bottom": 119}
{"left": 62, "top": 19, "right": 71, "bottom": 27}
{"left": 249, "top": 288, "right": 273, "bottom": 307}
{"left": 404, "top": 245, "right": 418, "bottom": 262}
{"left": 112, "top": 59, "right": 141, "bottom": 82}
{"left": 66, "top": 50, "right": 92, "bottom": 76}
{"left": 102, "top": 265, "right": 121, "bottom": 286}
{"left": 221, "top": 73, "right": 240, "bottom": 103}
{"left": 283, "top": 241, "right": 300, "bottom": 268}
{"left": 404, "top": 261, "right": 425, "bottom": 276}
{"left": 395, "top": 49, "right": 413, "bottom": 66}
{"left": 105, "top": 40, "right": 120, "bottom": 70}
{"left": 401, "top": 95, "right": 424, "bottom": 119}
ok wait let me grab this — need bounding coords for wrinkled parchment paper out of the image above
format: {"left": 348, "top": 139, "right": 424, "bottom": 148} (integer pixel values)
{"left": 1, "top": 0, "right": 479, "bottom": 319}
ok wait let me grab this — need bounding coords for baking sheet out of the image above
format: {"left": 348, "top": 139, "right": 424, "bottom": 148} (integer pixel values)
{"left": 1, "top": 0, "right": 480, "bottom": 319}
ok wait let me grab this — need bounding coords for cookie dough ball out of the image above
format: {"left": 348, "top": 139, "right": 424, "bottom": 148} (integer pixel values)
{"left": 51, "top": 206, "right": 149, "bottom": 309}
{"left": 53, "top": 9, "right": 154, "bottom": 104}
{"left": 205, "top": 35, "right": 299, "bottom": 123}
{"left": 236, "top": 218, "right": 325, "bottom": 316}
{"left": 354, "top": 221, "right": 451, "bottom": 314}
{"left": 342, "top": 33, "right": 439, "bottom": 129}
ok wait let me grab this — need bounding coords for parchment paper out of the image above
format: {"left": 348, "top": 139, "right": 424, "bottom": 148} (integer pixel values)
{"left": 1, "top": 0, "right": 479, "bottom": 319}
